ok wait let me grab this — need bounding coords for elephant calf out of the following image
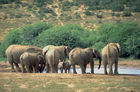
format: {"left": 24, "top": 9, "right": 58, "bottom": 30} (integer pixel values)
{"left": 20, "top": 52, "right": 45, "bottom": 73}
{"left": 59, "top": 60, "right": 71, "bottom": 73}
{"left": 101, "top": 43, "right": 120, "bottom": 75}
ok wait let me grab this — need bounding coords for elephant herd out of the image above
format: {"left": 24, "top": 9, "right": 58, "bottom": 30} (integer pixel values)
{"left": 5, "top": 43, "right": 120, "bottom": 75}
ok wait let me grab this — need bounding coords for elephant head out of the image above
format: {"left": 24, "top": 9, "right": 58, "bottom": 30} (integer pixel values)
{"left": 92, "top": 49, "right": 102, "bottom": 69}
{"left": 64, "top": 46, "right": 71, "bottom": 58}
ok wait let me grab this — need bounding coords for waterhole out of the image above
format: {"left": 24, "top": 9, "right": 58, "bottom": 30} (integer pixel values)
{"left": 43, "top": 65, "right": 140, "bottom": 75}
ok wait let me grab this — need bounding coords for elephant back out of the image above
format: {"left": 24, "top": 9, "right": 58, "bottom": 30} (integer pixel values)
{"left": 6, "top": 45, "right": 42, "bottom": 63}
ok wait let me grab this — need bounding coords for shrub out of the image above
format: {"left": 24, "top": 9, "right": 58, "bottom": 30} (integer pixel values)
{"left": 0, "top": 28, "right": 22, "bottom": 56}
{"left": 34, "top": 24, "right": 88, "bottom": 48}
{"left": 122, "top": 10, "right": 132, "bottom": 17}
{"left": 93, "top": 22, "right": 140, "bottom": 58}
{"left": 109, "top": 2, "right": 124, "bottom": 11}
{"left": 84, "top": 10, "right": 93, "bottom": 16}
{"left": 0, "top": 0, "right": 21, "bottom": 4}
{"left": 0, "top": 22, "right": 52, "bottom": 56}
{"left": 61, "top": 1, "right": 73, "bottom": 11}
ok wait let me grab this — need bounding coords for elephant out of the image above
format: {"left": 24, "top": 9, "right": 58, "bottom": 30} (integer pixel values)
{"left": 5, "top": 44, "right": 42, "bottom": 72}
{"left": 101, "top": 43, "right": 120, "bottom": 75}
{"left": 44, "top": 45, "right": 71, "bottom": 73}
{"left": 59, "top": 60, "right": 71, "bottom": 73}
{"left": 20, "top": 52, "right": 45, "bottom": 73}
{"left": 42, "top": 45, "right": 54, "bottom": 55}
{"left": 69, "top": 48, "right": 101, "bottom": 74}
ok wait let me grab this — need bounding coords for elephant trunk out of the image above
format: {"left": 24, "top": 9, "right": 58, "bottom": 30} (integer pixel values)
{"left": 98, "top": 56, "right": 101, "bottom": 69}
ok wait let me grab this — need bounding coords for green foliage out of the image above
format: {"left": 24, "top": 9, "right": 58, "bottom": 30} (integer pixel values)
{"left": 34, "top": 24, "right": 87, "bottom": 48}
{"left": 61, "top": 1, "right": 73, "bottom": 11}
{"left": 0, "top": 28, "right": 22, "bottom": 56}
{"left": 0, "top": 21, "right": 140, "bottom": 59}
{"left": 0, "top": 0, "right": 21, "bottom": 4}
{"left": 93, "top": 22, "right": 140, "bottom": 58}
{"left": 110, "top": 1, "right": 124, "bottom": 11}
{"left": 0, "top": 22, "right": 52, "bottom": 56}
{"left": 84, "top": 10, "right": 93, "bottom": 16}
{"left": 122, "top": 10, "right": 132, "bottom": 17}
{"left": 72, "top": 0, "right": 140, "bottom": 12}
{"left": 34, "top": 0, "right": 53, "bottom": 7}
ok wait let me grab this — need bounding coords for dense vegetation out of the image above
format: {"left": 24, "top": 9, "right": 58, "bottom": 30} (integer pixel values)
{"left": 0, "top": 22, "right": 140, "bottom": 59}
{"left": 1, "top": 0, "right": 140, "bottom": 12}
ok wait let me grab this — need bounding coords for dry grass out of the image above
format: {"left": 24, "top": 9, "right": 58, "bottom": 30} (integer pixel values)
{"left": 0, "top": 72, "right": 140, "bottom": 92}
{"left": 0, "top": 60, "right": 140, "bottom": 92}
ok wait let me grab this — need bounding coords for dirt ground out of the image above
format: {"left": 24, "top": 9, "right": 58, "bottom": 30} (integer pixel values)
{"left": 0, "top": 60, "right": 140, "bottom": 92}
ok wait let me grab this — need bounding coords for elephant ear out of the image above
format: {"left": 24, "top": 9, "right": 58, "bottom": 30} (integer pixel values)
{"left": 116, "top": 43, "right": 120, "bottom": 52}
{"left": 64, "top": 46, "right": 71, "bottom": 56}
{"left": 92, "top": 49, "right": 98, "bottom": 58}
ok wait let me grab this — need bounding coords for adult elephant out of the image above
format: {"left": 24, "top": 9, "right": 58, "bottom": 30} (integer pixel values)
{"left": 101, "top": 43, "right": 120, "bottom": 75}
{"left": 5, "top": 45, "right": 42, "bottom": 72}
{"left": 42, "top": 45, "right": 54, "bottom": 55}
{"left": 45, "top": 45, "right": 71, "bottom": 73}
{"left": 69, "top": 48, "right": 101, "bottom": 74}
{"left": 20, "top": 52, "right": 45, "bottom": 73}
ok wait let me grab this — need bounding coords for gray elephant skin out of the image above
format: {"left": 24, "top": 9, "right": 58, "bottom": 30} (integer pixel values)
{"left": 101, "top": 43, "right": 120, "bottom": 75}
{"left": 59, "top": 60, "right": 71, "bottom": 73}
{"left": 20, "top": 52, "right": 45, "bottom": 73}
{"left": 44, "top": 45, "right": 71, "bottom": 73}
{"left": 5, "top": 44, "right": 42, "bottom": 72}
{"left": 69, "top": 48, "right": 101, "bottom": 74}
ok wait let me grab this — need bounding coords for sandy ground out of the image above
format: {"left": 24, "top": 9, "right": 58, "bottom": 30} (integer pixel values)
{"left": 0, "top": 60, "right": 140, "bottom": 92}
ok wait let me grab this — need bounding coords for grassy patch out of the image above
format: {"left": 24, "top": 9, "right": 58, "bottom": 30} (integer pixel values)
{"left": 0, "top": 73, "right": 140, "bottom": 92}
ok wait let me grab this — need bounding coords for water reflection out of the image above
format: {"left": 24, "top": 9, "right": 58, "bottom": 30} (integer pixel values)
{"left": 58, "top": 66, "right": 140, "bottom": 75}
{"left": 43, "top": 65, "right": 140, "bottom": 75}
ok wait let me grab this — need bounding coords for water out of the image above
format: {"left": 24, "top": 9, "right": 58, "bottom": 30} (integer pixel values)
{"left": 57, "top": 65, "right": 140, "bottom": 75}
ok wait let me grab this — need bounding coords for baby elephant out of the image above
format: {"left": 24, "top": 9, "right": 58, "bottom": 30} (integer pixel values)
{"left": 60, "top": 60, "right": 71, "bottom": 73}
{"left": 20, "top": 52, "right": 45, "bottom": 73}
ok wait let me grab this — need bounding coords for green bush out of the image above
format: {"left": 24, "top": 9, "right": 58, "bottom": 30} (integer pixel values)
{"left": 0, "top": 22, "right": 52, "bottom": 56}
{"left": 0, "top": 28, "right": 22, "bottom": 56}
{"left": 93, "top": 22, "right": 140, "bottom": 58}
{"left": 61, "top": 1, "right": 73, "bottom": 11}
{"left": 34, "top": 0, "right": 52, "bottom": 7}
{"left": 122, "top": 10, "right": 132, "bottom": 17}
{"left": 84, "top": 10, "right": 93, "bottom": 16}
{"left": 0, "top": 0, "right": 21, "bottom": 4}
{"left": 34, "top": 24, "right": 87, "bottom": 48}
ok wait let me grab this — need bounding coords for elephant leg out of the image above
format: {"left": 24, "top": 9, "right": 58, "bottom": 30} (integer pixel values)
{"left": 109, "top": 63, "right": 113, "bottom": 75}
{"left": 84, "top": 64, "right": 87, "bottom": 73}
{"left": 14, "top": 62, "right": 21, "bottom": 72}
{"left": 26, "top": 65, "right": 31, "bottom": 73}
{"left": 65, "top": 69, "right": 67, "bottom": 73}
{"left": 104, "top": 64, "right": 108, "bottom": 75}
{"left": 46, "top": 64, "right": 50, "bottom": 73}
{"left": 9, "top": 60, "right": 15, "bottom": 72}
{"left": 80, "top": 65, "right": 86, "bottom": 74}
{"left": 21, "top": 64, "right": 26, "bottom": 73}
{"left": 90, "top": 61, "right": 94, "bottom": 74}
{"left": 55, "top": 65, "right": 58, "bottom": 73}
{"left": 68, "top": 69, "right": 70, "bottom": 73}
{"left": 72, "top": 64, "right": 77, "bottom": 74}
{"left": 33, "top": 65, "right": 39, "bottom": 73}
{"left": 60, "top": 67, "right": 63, "bottom": 73}
{"left": 114, "top": 60, "right": 119, "bottom": 75}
